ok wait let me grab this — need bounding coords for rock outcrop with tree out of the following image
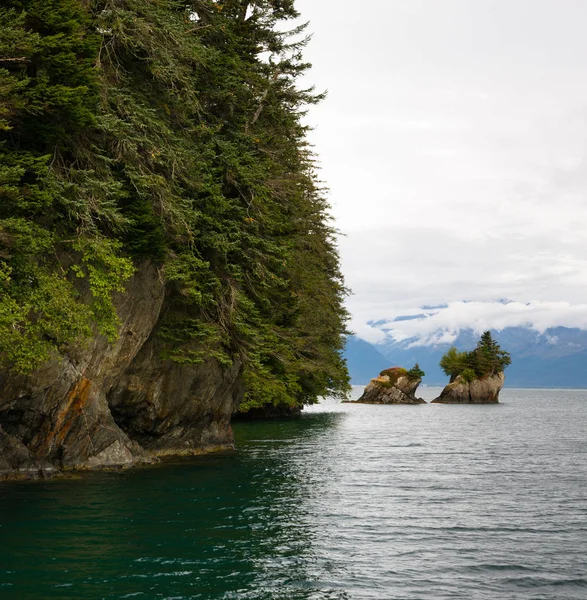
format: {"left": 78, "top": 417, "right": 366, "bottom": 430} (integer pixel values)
{"left": 351, "top": 365, "right": 426, "bottom": 404}
{"left": 432, "top": 332, "right": 511, "bottom": 404}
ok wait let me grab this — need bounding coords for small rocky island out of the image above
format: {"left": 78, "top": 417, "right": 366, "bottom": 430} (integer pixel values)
{"left": 349, "top": 365, "right": 426, "bottom": 404}
{"left": 431, "top": 331, "right": 511, "bottom": 404}
{"left": 431, "top": 372, "right": 505, "bottom": 404}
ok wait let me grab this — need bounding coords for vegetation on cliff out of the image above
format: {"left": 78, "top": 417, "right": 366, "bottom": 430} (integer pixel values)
{"left": 439, "top": 331, "right": 511, "bottom": 382}
{"left": 351, "top": 363, "right": 426, "bottom": 404}
{"left": 377, "top": 364, "right": 425, "bottom": 387}
{"left": 0, "top": 0, "right": 349, "bottom": 409}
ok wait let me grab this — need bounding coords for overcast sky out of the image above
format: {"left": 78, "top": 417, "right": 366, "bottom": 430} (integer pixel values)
{"left": 295, "top": 0, "right": 587, "bottom": 343}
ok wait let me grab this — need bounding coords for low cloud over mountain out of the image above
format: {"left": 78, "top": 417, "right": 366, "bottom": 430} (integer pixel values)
{"left": 345, "top": 306, "right": 587, "bottom": 388}
{"left": 352, "top": 300, "right": 587, "bottom": 347}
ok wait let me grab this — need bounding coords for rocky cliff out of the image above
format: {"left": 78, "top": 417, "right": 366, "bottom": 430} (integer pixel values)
{"left": 0, "top": 1, "right": 351, "bottom": 481}
{"left": 349, "top": 368, "right": 426, "bottom": 405}
{"left": 431, "top": 372, "right": 505, "bottom": 404}
{"left": 0, "top": 262, "right": 244, "bottom": 481}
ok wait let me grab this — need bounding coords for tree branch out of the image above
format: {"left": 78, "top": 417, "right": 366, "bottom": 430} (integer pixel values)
{"left": 239, "top": 1, "right": 251, "bottom": 22}
{"left": 0, "top": 57, "right": 30, "bottom": 64}
{"left": 247, "top": 70, "right": 280, "bottom": 131}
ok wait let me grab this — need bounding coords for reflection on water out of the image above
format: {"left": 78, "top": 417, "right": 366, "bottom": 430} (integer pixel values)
{"left": 1, "top": 390, "right": 587, "bottom": 599}
{"left": 0, "top": 411, "right": 350, "bottom": 599}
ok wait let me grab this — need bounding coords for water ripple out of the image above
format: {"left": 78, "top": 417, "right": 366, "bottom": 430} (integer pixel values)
{"left": 0, "top": 388, "right": 586, "bottom": 599}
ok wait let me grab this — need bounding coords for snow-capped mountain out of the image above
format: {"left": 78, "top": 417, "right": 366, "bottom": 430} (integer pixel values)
{"left": 344, "top": 326, "right": 587, "bottom": 388}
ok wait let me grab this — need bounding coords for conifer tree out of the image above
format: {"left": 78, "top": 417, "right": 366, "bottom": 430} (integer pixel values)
{"left": 439, "top": 331, "right": 511, "bottom": 383}
{"left": 0, "top": 0, "right": 133, "bottom": 372}
{"left": 0, "top": 0, "right": 349, "bottom": 407}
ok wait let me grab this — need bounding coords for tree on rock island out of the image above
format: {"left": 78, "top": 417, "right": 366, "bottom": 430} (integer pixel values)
{"left": 439, "top": 331, "right": 511, "bottom": 382}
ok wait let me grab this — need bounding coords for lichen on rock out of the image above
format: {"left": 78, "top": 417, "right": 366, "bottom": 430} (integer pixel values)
{"left": 348, "top": 367, "right": 426, "bottom": 405}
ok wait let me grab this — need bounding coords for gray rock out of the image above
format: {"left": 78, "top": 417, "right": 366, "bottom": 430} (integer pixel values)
{"left": 108, "top": 337, "right": 244, "bottom": 456}
{"left": 431, "top": 372, "right": 505, "bottom": 404}
{"left": 0, "top": 425, "right": 56, "bottom": 480}
{"left": 349, "top": 371, "right": 426, "bottom": 404}
{"left": 0, "top": 260, "right": 244, "bottom": 480}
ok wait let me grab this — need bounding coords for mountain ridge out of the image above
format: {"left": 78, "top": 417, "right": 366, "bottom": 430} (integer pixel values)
{"left": 344, "top": 326, "right": 587, "bottom": 388}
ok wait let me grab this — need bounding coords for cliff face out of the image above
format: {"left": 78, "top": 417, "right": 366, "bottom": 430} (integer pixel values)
{"left": 108, "top": 337, "right": 244, "bottom": 456}
{"left": 0, "top": 2, "right": 352, "bottom": 481}
{"left": 431, "top": 372, "right": 505, "bottom": 404}
{"left": 0, "top": 263, "right": 244, "bottom": 481}
{"left": 351, "top": 371, "right": 426, "bottom": 405}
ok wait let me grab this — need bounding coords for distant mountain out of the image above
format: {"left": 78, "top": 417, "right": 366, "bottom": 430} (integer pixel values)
{"left": 344, "top": 326, "right": 587, "bottom": 388}
{"left": 343, "top": 336, "right": 390, "bottom": 385}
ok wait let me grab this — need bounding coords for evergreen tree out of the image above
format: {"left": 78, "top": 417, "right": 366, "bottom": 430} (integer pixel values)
{"left": 470, "top": 330, "right": 511, "bottom": 376}
{"left": 439, "top": 331, "right": 511, "bottom": 382}
{"left": 406, "top": 363, "right": 425, "bottom": 379}
{"left": 439, "top": 346, "right": 469, "bottom": 382}
{"left": 0, "top": 0, "right": 349, "bottom": 407}
{"left": 0, "top": 0, "right": 133, "bottom": 372}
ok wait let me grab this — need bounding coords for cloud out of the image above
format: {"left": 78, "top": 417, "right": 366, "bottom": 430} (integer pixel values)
{"left": 340, "top": 225, "right": 587, "bottom": 319}
{"left": 350, "top": 322, "right": 388, "bottom": 345}
{"left": 356, "top": 300, "right": 587, "bottom": 347}
{"left": 294, "top": 0, "right": 587, "bottom": 337}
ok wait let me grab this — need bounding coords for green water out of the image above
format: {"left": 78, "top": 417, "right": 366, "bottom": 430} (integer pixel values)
{"left": 0, "top": 413, "right": 346, "bottom": 600}
{"left": 1, "top": 390, "right": 587, "bottom": 599}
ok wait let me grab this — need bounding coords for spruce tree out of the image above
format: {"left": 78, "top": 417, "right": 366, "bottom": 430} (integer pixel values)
{"left": 439, "top": 331, "right": 511, "bottom": 382}
{"left": 0, "top": 0, "right": 350, "bottom": 407}
{"left": 0, "top": 0, "right": 133, "bottom": 372}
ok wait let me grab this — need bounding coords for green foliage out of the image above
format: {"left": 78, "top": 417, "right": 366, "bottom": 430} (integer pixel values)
{"left": 0, "top": 272, "right": 91, "bottom": 373}
{"left": 439, "top": 331, "right": 511, "bottom": 383}
{"left": 0, "top": 0, "right": 134, "bottom": 372}
{"left": 458, "top": 367, "right": 477, "bottom": 383}
{"left": 406, "top": 363, "right": 425, "bottom": 379}
{"left": 71, "top": 237, "right": 135, "bottom": 341}
{"left": 0, "top": 220, "right": 93, "bottom": 372}
{"left": 470, "top": 330, "right": 512, "bottom": 377}
{"left": 439, "top": 346, "right": 470, "bottom": 381}
{"left": 0, "top": 0, "right": 350, "bottom": 405}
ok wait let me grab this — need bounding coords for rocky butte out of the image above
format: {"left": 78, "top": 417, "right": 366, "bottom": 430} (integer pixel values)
{"left": 431, "top": 372, "right": 505, "bottom": 404}
{"left": 348, "top": 366, "right": 427, "bottom": 405}
{"left": 431, "top": 331, "right": 511, "bottom": 404}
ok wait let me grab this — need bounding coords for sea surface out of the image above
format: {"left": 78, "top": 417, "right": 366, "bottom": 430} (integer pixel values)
{"left": 1, "top": 387, "right": 586, "bottom": 599}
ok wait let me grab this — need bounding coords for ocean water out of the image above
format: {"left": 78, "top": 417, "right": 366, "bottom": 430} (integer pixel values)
{"left": 1, "top": 387, "right": 586, "bottom": 599}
